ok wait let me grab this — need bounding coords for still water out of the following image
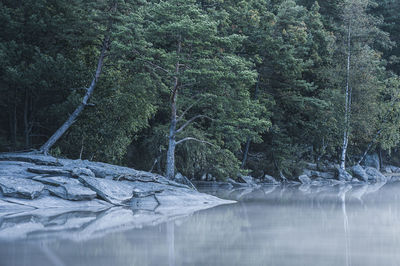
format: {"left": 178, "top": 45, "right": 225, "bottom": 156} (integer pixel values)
{"left": 1, "top": 182, "right": 400, "bottom": 266}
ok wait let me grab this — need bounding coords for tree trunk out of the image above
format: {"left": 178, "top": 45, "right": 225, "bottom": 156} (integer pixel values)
{"left": 11, "top": 88, "right": 17, "bottom": 151}
{"left": 241, "top": 138, "right": 251, "bottom": 169}
{"left": 39, "top": 34, "right": 110, "bottom": 154}
{"left": 165, "top": 102, "right": 177, "bottom": 179}
{"left": 340, "top": 22, "right": 352, "bottom": 170}
{"left": 24, "top": 88, "right": 30, "bottom": 149}
{"left": 165, "top": 37, "right": 181, "bottom": 179}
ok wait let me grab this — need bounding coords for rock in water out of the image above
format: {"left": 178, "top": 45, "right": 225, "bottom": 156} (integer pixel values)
{"left": 263, "top": 175, "right": 280, "bottom": 184}
{"left": 298, "top": 175, "right": 311, "bottom": 184}
{"left": 0, "top": 176, "right": 44, "bottom": 199}
{"left": 350, "top": 164, "right": 369, "bottom": 182}
{"left": 364, "top": 167, "right": 387, "bottom": 182}
{"left": 336, "top": 167, "right": 353, "bottom": 182}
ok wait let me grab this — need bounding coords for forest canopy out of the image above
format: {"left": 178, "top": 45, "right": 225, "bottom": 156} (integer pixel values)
{"left": 1, "top": 0, "right": 400, "bottom": 180}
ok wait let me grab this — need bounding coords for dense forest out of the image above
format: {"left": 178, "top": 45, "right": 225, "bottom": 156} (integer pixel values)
{"left": 1, "top": 0, "right": 400, "bottom": 181}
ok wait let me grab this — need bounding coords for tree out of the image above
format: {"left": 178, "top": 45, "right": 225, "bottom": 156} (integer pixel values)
{"left": 133, "top": 0, "right": 269, "bottom": 180}
{"left": 335, "top": 0, "right": 391, "bottom": 169}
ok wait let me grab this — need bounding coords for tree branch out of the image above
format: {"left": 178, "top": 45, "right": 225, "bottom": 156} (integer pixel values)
{"left": 175, "top": 115, "right": 213, "bottom": 135}
{"left": 175, "top": 137, "right": 216, "bottom": 146}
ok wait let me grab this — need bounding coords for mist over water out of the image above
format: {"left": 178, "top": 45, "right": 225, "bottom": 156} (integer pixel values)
{"left": 2, "top": 182, "right": 400, "bottom": 266}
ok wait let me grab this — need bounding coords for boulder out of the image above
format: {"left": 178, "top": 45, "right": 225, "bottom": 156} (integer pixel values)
{"left": 237, "top": 176, "right": 259, "bottom": 187}
{"left": 303, "top": 169, "right": 335, "bottom": 180}
{"left": 350, "top": 164, "right": 369, "bottom": 182}
{"left": 298, "top": 175, "right": 311, "bottom": 184}
{"left": 362, "top": 153, "right": 380, "bottom": 170}
{"left": 0, "top": 176, "right": 44, "bottom": 199}
{"left": 263, "top": 175, "right": 280, "bottom": 184}
{"left": 364, "top": 167, "right": 387, "bottom": 182}
{"left": 336, "top": 167, "right": 353, "bottom": 182}
{"left": 382, "top": 165, "right": 400, "bottom": 174}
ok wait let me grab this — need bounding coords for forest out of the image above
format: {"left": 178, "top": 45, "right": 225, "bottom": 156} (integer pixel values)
{"left": 1, "top": 0, "right": 400, "bottom": 181}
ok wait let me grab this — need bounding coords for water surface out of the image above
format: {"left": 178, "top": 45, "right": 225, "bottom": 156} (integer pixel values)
{"left": 1, "top": 182, "right": 400, "bottom": 266}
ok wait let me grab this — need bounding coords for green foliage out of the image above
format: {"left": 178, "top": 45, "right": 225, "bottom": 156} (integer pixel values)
{"left": 1, "top": 0, "right": 400, "bottom": 179}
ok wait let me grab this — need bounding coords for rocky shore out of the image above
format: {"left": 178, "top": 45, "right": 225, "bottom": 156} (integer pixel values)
{"left": 0, "top": 152, "right": 233, "bottom": 217}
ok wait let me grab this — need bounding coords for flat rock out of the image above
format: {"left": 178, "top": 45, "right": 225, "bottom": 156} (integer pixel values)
{"left": 33, "top": 176, "right": 80, "bottom": 186}
{"left": 0, "top": 153, "right": 63, "bottom": 166}
{"left": 71, "top": 167, "right": 95, "bottom": 178}
{"left": 0, "top": 176, "right": 44, "bottom": 199}
{"left": 78, "top": 176, "right": 137, "bottom": 205}
{"left": 27, "top": 166, "right": 70, "bottom": 175}
{"left": 2, "top": 195, "right": 110, "bottom": 209}
{"left": 47, "top": 184, "right": 96, "bottom": 201}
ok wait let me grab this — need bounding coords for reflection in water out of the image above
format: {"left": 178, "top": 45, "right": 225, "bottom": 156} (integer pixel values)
{"left": 341, "top": 187, "right": 351, "bottom": 266}
{"left": 1, "top": 181, "right": 400, "bottom": 266}
{"left": 167, "top": 221, "right": 175, "bottom": 266}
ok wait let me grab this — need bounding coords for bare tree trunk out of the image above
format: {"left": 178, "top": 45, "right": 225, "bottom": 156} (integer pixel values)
{"left": 24, "top": 88, "right": 30, "bottom": 149}
{"left": 39, "top": 34, "right": 111, "bottom": 154}
{"left": 11, "top": 88, "right": 17, "bottom": 151}
{"left": 165, "top": 37, "right": 181, "bottom": 180}
{"left": 340, "top": 22, "right": 352, "bottom": 170}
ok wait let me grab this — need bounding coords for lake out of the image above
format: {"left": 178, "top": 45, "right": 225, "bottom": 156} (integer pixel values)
{"left": 1, "top": 181, "right": 400, "bottom": 266}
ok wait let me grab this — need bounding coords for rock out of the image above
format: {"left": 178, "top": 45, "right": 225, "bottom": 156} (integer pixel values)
{"left": 298, "top": 175, "right": 311, "bottom": 184}
{"left": 131, "top": 194, "right": 159, "bottom": 210}
{"left": 362, "top": 153, "right": 380, "bottom": 170}
{"left": 174, "top": 173, "right": 197, "bottom": 190}
{"left": 303, "top": 169, "right": 335, "bottom": 180}
{"left": 78, "top": 176, "right": 139, "bottom": 205}
{"left": 0, "top": 153, "right": 63, "bottom": 166}
{"left": 336, "top": 167, "right": 353, "bottom": 182}
{"left": 383, "top": 165, "right": 400, "bottom": 174}
{"left": 27, "top": 166, "right": 70, "bottom": 176}
{"left": 0, "top": 176, "right": 44, "bottom": 199}
{"left": 227, "top": 178, "right": 248, "bottom": 188}
{"left": 33, "top": 175, "right": 80, "bottom": 186}
{"left": 237, "top": 176, "right": 260, "bottom": 187}
{"left": 71, "top": 167, "right": 95, "bottom": 178}
{"left": 305, "top": 163, "right": 318, "bottom": 171}
{"left": 350, "top": 164, "right": 369, "bottom": 182}
{"left": 263, "top": 175, "right": 280, "bottom": 184}
{"left": 364, "top": 167, "right": 387, "bottom": 182}
{"left": 47, "top": 184, "right": 97, "bottom": 201}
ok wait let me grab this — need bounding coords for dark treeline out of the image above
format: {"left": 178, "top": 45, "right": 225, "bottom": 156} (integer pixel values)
{"left": 1, "top": 0, "right": 400, "bottom": 180}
